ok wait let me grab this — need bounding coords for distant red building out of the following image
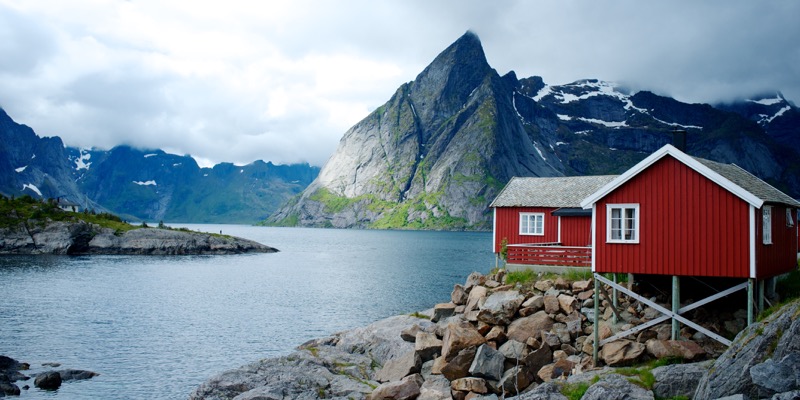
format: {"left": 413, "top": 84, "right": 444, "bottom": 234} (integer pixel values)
{"left": 489, "top": 175, "right": 616, "bottom": 266}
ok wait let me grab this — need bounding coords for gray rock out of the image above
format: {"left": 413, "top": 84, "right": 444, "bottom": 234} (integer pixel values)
{"left": 771, "top": 390, "right": 800, "bottom": 400}
{"left": 418, "top": 375, "right": 453, "bottom": 400}
{"left": 415, "top": 332, "right": 443, "bottom": 362}
{"left": 580, "top": 374, "right": 654, "bottom": 400}
{"left": 651, "top": 360, "right": 711, "bottom": 399}
{"left": 498, "top": 340, "right": 528, "bottom": 361}
{"left": 57, "top": 369, "right": 99, "bottom": 381}
{"left": 432, "top": 303, "right": 457, "bottom": 323}
{"left": 375, "top": 351, "right": 421, "bottom": 383}
{"left": 34, "top": 371, "right": 61, "bottom": 390}
{"left": 512, "top": 381, "right": 568, "bottom": 400}
{"left": 750, "top": 353, "right": 800, "bottom": 395}
{"left": 694, "top": 301, "right": 800, "bottom": 400}
{"left": 401, "top": 324, "right": 423, "bottom": 342}
{"left": 469, "top": 344, "right": 505, "bottom": 381}
{"left": 452, "top": 284, "right": 468, "bottom": 305}
{"left": 477, "top": 290, "right": 525, "bottom": 325}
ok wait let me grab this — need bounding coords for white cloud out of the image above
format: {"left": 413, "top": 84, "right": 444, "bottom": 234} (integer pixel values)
{"left": 0, "top": 0, "right": 798, "bottom": 168}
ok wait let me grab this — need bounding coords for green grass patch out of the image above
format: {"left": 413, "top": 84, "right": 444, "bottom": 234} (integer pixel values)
{"left": 408, "top": 312, "right": 430, "bottom": 319}
{"left": 561, "top": 382, "right": 590, "bottom": 400}
{"left": 505, "top": 269, "right": 537, "bottom": 286}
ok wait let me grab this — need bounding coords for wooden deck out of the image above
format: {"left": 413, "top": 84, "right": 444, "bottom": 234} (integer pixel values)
{"left": 506, "top": 243, "right": 591, "bottom": 267}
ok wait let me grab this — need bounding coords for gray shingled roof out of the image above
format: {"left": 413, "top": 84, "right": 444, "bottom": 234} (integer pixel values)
{"left": 490, "top": 175, "right": 618, "bottom": 208}
{"left": 693, "top": 157, "right": 800, "bottom": 207}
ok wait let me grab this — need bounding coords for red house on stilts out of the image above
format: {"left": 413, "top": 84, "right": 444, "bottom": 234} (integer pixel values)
{"left": 579, "top": 144, "right": 800, "bottom": 353}
{"left": 491, "top": 143, "right": 800, "bottom": 353}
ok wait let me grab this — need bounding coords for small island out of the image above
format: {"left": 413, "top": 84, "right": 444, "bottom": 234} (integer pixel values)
{"left": 0, "top": 196, "right": 277, "bottom": 255}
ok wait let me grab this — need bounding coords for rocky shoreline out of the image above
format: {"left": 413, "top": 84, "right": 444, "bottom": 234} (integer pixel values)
{"left": 191, "top": 270, "right": 800, "bottom": 400}
{"left": 0, "top": 355, "right": 98, "bottom": 396}
{"left": 0, "top": 221, "right": 277, "bottom": 255}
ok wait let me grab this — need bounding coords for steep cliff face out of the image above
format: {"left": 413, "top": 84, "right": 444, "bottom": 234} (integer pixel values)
{"left": 0, "top": 109, "right": 90, "bottom": 207}
{"left": 270, "top": 32, "right": 562, "bottom": 230}
{"left": 270, "top": 32, "right": 800, "bottom": 230}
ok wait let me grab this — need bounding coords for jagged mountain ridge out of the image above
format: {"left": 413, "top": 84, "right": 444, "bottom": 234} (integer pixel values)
{"left": 269, "top": 31, "right": 800, "bottom": 230}
{"left": 0, "top": 108, "right": 320, "bottom": 223}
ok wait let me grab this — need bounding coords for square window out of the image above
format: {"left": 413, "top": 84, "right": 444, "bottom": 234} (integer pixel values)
{"left": 607, "top": 204, "right": 639, "bottom": 243}
{"left": 520, "top": 213, "right": 544, "bottom": 236}
{"left": 763, "top": 206, "right": 772, "bottom": 245}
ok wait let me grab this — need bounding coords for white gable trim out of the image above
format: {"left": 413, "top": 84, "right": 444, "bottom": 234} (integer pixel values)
{"left": 580, "top": 144, "right": 764, "bottom": 209}
{"left": 492, "top": 208, "right": 497, "bottom": 253}
{"left": 749, "top": 205, "right": 756, "bottom": 278}
{"left": 591, "top": 203, "right": 597, "bottom": 272}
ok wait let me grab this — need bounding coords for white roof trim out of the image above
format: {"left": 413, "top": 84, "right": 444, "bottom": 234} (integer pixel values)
{"left": 580, "top": 144, "right": 764, "bottom": 209}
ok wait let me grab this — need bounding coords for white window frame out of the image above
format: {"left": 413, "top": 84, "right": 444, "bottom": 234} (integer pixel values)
{"left": 519, "top": 212, "right": 545, "bottom": 236}
{"left": 607, "top": 204, "right": 640, "bottom": 244}
{"left": 763, "top": 206, "right": 772, "bottom": 245}
{"left": 787, "top": 208, "right": 794, "bottom": 228}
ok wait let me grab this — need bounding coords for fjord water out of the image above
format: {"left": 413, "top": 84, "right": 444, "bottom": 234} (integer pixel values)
{"left": 0, "top": 225, "right": 493, "bottom": 399}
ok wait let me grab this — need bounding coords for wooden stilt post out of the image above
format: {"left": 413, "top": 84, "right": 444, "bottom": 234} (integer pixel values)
{"left": 612, "top": 274, "right": 618, "bottom": 325}
{"left": 758, "top": 280, "right": 765, "bottom": 315}
{"left": 593, "top": 273, "right": 600, "bottom": 365}
{"left": 672, "top": 276, "right": 680, "bottom": 340}
{"left": 747, "top": 279, "right": 754, "bottom": 326}
{"left": 627, "top": 273, "right": 634, "bottom": 291}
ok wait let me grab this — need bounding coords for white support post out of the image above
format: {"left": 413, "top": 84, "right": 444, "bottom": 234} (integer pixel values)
{"left": 672, "top": 276, "right": 680, "bottom": 340}
{"left": 747, "top": 279, "right": 754, "bottom": 326}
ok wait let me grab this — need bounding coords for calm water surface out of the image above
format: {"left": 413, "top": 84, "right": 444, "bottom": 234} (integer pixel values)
{"left": 0, "top": 225, "right": 493, "bottom": 399}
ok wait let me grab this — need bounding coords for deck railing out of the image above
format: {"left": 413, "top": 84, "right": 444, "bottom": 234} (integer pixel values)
{"left": 506, "top": 243, "right": 591, "bottom": 267}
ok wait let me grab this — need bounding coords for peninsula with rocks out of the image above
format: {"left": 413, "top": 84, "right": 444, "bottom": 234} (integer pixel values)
{"left": 191, "top": 270, "right": 800, "bottom": 400}
{"left": 0, "top": 195, "right": 276, "bottom": 255}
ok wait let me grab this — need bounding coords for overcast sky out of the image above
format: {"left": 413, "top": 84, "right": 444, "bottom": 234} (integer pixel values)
{"left": 1, "top": 1, "right": 798, "bottom": 168}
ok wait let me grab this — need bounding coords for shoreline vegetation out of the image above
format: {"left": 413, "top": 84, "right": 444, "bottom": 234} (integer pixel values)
{"left": 191, "top": 269, "right": 800, "bottom": 400}
{"left": 0, "top": 195, "right": 277, "bottom": 255}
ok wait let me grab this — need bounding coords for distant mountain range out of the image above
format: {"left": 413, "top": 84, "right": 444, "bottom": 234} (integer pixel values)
{"left": 2, "top": 31, "right": 798, "bottom": 228}
{"left": 0, "top": 108, "right": 319, "bottom": 223}
{"left": 268, "top": 31, "right": 800, "bottom": 230}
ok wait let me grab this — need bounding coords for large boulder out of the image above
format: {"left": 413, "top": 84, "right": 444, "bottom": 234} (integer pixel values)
{"left": 34, "top": 371, "right": 62, "bottom": 390}
{"left": 369, "top": 373, "right": 423, "bottom": 400}
{"left": 644, "top": 339, "right": 705, "bottom": 360}
{"left": 466, "top": 286, "right": 489, "bottom": 312}
{"left": 375, "top": 351, "right": 421, "bottom": 383}
{"left": 506, "top": 311, "right": 554, "bottom": 343}
{"left": 450, "top": 377, "right": 488, "bottom": 394}
{"left": 694, "top": 300, "right": 800, "bottom": 400}
{"left": 441, "top": 322, "right": 486, "bottom": 362}
{"left": 600, "top": 340, "right": 645, "bottom": 366}
{"left": 415, "top": 332, "right": 443, "bottom": 362}
{"left": 452, "top": 284, "right": 468, "bottom": 305}
{"left": 441, "top": 347, "right": 477, "bottom": 381}
{"left": 468, "top": 344, "right": 505, "bottom": 381}
{"left": 477, "top": 290, "right": 525, "bottom": 325}
{"left": 418, "top": 374, "right": 453, "bottom": 400}
{"left": 513, "top": 381, "right": 568, "bottom": 400}
{"left": 650, "top": 361, "right": 712, "bottom": 399}
{"left": 580, "top": 373, "right": 654, "bottom": 400}
{"left": 499, "top": 365, "right": 534, "bottom": 396}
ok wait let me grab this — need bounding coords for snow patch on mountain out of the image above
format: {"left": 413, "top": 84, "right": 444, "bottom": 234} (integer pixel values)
{"left": 533, "top": 142, "right": 546, "bottom": 160}
{"left": 144, "top": 154, "right": 157, "bottom": 158}
{"left": 75, "top": 150, "right": 91, "bottom": 170}
{"left": 133, "top": 180, "right": 157, "bottom": 186}
{"left": 577, "top": 117, "right": 627, "bottom": 128}
{"left": 766, "top": 106, "right": 791, "bottom": 124}
{"left": 22, "top": 183, "right": 42, "bottom": 196}
{"left": 15, "top": 166, "right": 26, "bottom": 173}
{"left": 749, "top": 97, "right": 784, "bottom": 106}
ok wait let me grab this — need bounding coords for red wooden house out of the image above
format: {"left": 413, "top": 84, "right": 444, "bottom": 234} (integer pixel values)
{"left": 579, "top": 144, "right": 800, "bottom": 348}
{"left": 490, "top": 175, "right": 616, "bottom": 267}
{"left": 580, "top": 144, "right": 799, "bottom": 280}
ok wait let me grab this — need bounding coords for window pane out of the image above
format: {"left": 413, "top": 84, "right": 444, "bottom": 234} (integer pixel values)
{"left": 611, "top": 208, "right": 621, "bottom": 240}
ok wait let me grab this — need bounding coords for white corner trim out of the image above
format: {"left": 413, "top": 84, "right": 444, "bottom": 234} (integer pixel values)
{"left": 591, "top": 203, "right": 597, "bottom": 272}
{"left": 579, "top": 144, "right": 764, "bottom": 209}
{"left": 749, "top": 205, "right": 756, "bottom": 278}
{"left": 492, "top": 208, "right": 497, "bottom": 253}
{"left": 557, "top": 216, "right": 562, "bottom": 243}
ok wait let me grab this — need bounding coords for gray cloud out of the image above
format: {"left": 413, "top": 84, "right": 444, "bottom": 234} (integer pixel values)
{"left": 0, "top": 1, "right": 797, "bottom": 168}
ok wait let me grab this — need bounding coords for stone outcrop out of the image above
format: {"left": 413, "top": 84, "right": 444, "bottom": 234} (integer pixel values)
{"left": 193, "top": 272, "right": 800, "bottom": 400}
{"left": 694, "top": 299, "right": 800, "bottom": 400}
{"left": 0, "top": 356, "right": 98, "bottom": 396}
{"left": 0, "top": 221, "right": 277, "bottom": 255}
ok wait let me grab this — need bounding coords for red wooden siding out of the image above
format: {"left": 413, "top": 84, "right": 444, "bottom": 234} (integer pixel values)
{"left": 560, "top": 216, "right": 592, "bottom": 246}
{"left": 594, "top": 156, "right": 751, "bottom": 278}
{"left": 756, "top": 204, "right": 799, "bottom": 279}
{"left": 493, "top": 207, "right": 559, "bottom": 253}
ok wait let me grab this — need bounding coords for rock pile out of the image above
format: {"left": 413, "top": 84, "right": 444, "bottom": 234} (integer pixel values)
{"left": 0, "top": 355, "right": 98, "bottom": 395}
{"left": 368, "top": 270, "right": 708, "bottom": 399}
